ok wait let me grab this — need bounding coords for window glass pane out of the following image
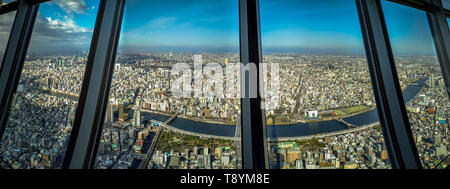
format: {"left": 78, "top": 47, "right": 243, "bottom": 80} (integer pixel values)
{"left": 261, "top": 0, "right": 392, "bottom": 169}
{"left": 443, "top": 0, "right": 450, "bottom": 11}
{"left": 447, "top": 18, "right": 449, "bottom": 29}
{"left": 0, "top": 11, "right": 15, "bottom": 66}
{"left": 0, "top": 0, "right": 99, "bottom": 169}
{"left": 382, "top": 1, "right": 449, "bottom": 169}
{"left": 94, "top": 0, "right": 241, "bottom": 169}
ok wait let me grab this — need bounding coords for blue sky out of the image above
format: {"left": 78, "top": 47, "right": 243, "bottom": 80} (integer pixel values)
{"left": 39, "top": 0, "right": 99, "bottom": 29}
{"left": 19, "top": 0, "right": 441, "bottom": 55}
{"left": 382, "top": 0, "right": 437, "bottom": 55}
{"left": 260, "top": 0, "right": 364, "bottom": 54}
{"left": 260, "top": 0, "right": 436, "bottom": 55}
{"left": 118, "top": 0, "right": 239, "bottom": 53}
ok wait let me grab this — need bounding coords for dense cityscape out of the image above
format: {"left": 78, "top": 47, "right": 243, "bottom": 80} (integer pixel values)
{"left": 265, "top": 55, "right": 449, "bottom": 169}
{"left": 0, "top": 52, "right": 447, "bottom": 169}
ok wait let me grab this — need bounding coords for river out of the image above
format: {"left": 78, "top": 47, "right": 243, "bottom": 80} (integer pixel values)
{"left": 141, "top": 77, "right": 429, "bottom": 139}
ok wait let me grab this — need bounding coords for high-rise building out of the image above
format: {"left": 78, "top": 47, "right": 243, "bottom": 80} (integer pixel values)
{"left": 287, "top": 150, "right": 301, "bottom": 164}
{"left": 118, "top": 104, "right": 127, "bottom": 122}
{"left": 205, "top": 155, "right": 211, "bottom": 169}
{"left": 197, "top": 155, "right": 204, "bottom": 168}
{"left": 128, "top": 127, "right": 135, "bottom": 139}
{"left": 431, "top": 74, "right": 435, "bottom": 89}
{"left": 46, "top": 77, "right": 52, "bottom": 90}
{"left": 203, "top": 146, "right": 210, "bottom": 168}
{"left": 105, "top": 100, "right": 113, "bottom": 126}
{"left": 436, "top": 145, "right": 447, "bottom": 157}
{"left": 193, "top": 147, "right": 198, "bottom": 155}
{"left": 434, "top": 134, "right": 441, "bottom": 145}
{"left": 204, "top": 146, "right": 208, "bottom": 156}
{"left": 221, "top": 156, "right": 231, "bottom": 166}
{"left": 133, "top": 99, "right": 141, "bottom": 127}
{"left": 295, "top": 160, "right": 304, "bottom": 169}
{"left": 381, "top": 150, "right": 388, "bottom": 161}
{"left": 215, "top": 147, "right": 222, "bottom": 158}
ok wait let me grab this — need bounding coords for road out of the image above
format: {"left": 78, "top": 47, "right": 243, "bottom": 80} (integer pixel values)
{"left": 137, "top": 113, "right": 179, "bottom": 169}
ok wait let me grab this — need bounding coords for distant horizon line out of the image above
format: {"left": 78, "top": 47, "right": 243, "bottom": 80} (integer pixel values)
{"left": 26, "top": 48, "right": 437, "bottom": 57}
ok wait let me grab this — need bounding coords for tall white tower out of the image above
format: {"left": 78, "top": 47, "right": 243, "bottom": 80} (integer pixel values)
{"left": 134, "top": 99, "right": 141, "bottom": 127}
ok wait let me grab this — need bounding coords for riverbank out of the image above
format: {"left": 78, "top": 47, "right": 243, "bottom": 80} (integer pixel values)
{"left": 141, "top": 104, "right": 375, "bottom": 126}
{"left": 139, "top": 109, "right": 236, "bottom": 126}
{"left": 267, "top": 121, "right": 381, "bottom": 142}
{"left": 269, "top": 105, "right": 374, "bottom": 125}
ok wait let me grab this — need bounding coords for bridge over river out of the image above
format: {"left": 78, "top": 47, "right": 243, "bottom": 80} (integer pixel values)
{"left": 138, "top": 113, "right": 180, "bottom": 169}
{"left": 141, "top": 77, "right": 429, "bottom": 140}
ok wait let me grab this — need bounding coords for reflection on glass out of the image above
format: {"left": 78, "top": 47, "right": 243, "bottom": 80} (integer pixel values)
{"left": 261, "top": 0, "right": 391, "bottom": 169}
{"left": 443, "top": 0, "right": 450, "bottom": 11}
{"left": 0, "top": 11, "right": 15, "bottom": 66}
{"left": 1, "top": 0, "right": 16, "bottom": 6}
{"left": 94, "top": 0, "right": 241, "bottom": 169}
{"left": 447, "top": 18, "right": 449, "bottom": 29}
{"left": 0, "top": 0, "right": 99, "bottom": 169}
{"left": 382, "top": 1, "right": 449, "bottom": 169}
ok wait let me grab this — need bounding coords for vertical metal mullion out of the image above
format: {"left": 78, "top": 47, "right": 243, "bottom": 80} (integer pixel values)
{"left": 239, "top": 0, "right": 268, "bottom": 169}
{"left": 62, "top": 0, "right": 125, "bottom": 169}
{"left": 0, "top": 0, "right": 38, "bottom": 142}
{"left": 356, "top": 0, "right": 422, "bottom": 169}
{"left": 427, "top": 0, "right": 450, "bottom": 97}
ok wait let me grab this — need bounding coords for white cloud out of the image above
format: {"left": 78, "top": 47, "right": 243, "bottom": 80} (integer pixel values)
{"left": 26, "top": 13, "right": 94, "bottom": 53}
{"left": 46, "top": 16, "right": 90, "bottom": 33}
{"left": 0, "top": 2, "right": 95, "bottom": 54}
{"left": 52, "top": 0, "right": 89, "bottom": 16}
{"left": 147, "top": 17, "right": 178, "bottom": 28}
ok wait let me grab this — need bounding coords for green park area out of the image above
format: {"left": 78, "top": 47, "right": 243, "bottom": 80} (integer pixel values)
{"left": 334, "top": 105, "right": 370, "bottom": 117}
{"left": 266, "top": 114, "right": 296, "bottom": 125}
{"left": 276, "top": 137, "right": 326, "bottom": 152}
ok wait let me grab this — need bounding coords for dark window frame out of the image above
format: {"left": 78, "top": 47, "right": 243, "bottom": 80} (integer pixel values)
{"left": 356, "top": 0, "right": 423, "bottom": 169}
{"left": 0, "top": 0, "right": 40, "bottom": 163}
{"left": 239, "top": 0, "right": 268, "bottom": 169}
{"left": 62, "top": 0, "right": 125, "bottom": 169}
